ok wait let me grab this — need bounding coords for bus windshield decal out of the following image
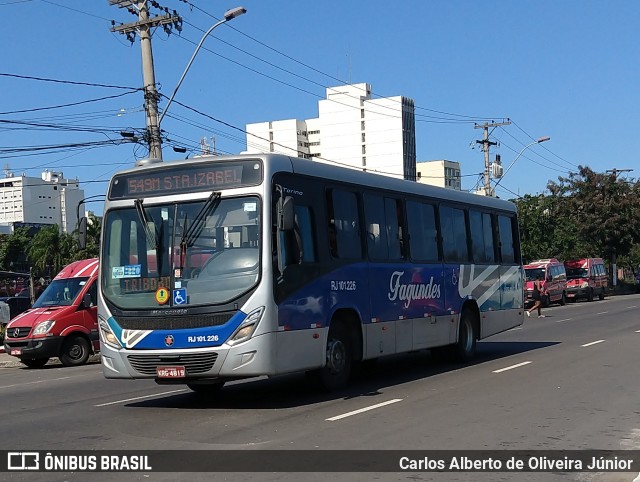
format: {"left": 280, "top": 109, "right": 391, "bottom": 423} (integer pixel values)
{"left": 109, "top": 160, "right": 262, "bottom": 199}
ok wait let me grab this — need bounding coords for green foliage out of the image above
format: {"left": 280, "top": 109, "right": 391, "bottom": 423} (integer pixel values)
{"left": 516, "top": 166, "right": 640, "bottom": 268}
{"left": 0, "top": 219, "right": 102, "bottom": 278}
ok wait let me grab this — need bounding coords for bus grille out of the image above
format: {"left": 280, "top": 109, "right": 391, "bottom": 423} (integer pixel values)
{"left": 127, "top": 352, "right": 218, "bottom": 375}
{"left": 117, "top": 312, "right": 235, "bottom": 330}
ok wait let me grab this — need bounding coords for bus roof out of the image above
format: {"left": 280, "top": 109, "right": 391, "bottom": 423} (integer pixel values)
{"left": 114, "top": 154, "right": 516, "bottom": 213}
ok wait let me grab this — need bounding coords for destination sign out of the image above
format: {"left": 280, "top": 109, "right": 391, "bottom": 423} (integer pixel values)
{"left": 109, "top": 160, "right": 263, "bottom": 199}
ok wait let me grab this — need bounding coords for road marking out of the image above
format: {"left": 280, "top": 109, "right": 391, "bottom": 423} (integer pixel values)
{"left": 326, "top": 399, "right": 403, "bottom": 421}
{"left": 555, "top": 318, "right": 573, "bottom": 323}
{"left": 595, "top": 311, "right": 608, "bottom": 315}
{"left": 627, "top": 305, "right": 637, "bottom": 309}
{"left": 581, "top": 340, "right": 605, "bottom": 347}
{"left": 636, "top": 330, "right": 640, "bottom": 333}
{"left": 95, "top": 389, "right": 187, "bottom": 407}
{"left": 492, "top": 361, "right": 532, "bottom": 373}
{"left": 0, "top": 376, "right": 72, "bottom": 390}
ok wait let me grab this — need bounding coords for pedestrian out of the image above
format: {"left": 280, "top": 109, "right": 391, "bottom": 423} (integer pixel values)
{"left": 527, "top": 275, "right": 545, "bottom": 318}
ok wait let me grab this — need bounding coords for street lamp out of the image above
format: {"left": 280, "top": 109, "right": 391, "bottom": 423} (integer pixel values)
{"left": 158, "top": 6, "right": 247, "bottom": 126}
{"left": 492, "top": 136, "right": 550, "bottom": 194}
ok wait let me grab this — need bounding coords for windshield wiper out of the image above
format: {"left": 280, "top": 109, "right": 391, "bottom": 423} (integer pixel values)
{"left": 134, "top": 199, "right": 165, "bottom": 275}
{"left": 134, "top": 199, "right": 159, "bottom": 249}
{"left": 180, "top": 191, "right": 221, "bottom": 250}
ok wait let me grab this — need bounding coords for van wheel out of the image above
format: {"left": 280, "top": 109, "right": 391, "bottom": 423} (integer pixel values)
{"left": 308, "top": 321, "right": 353, "bottom": 391}
{"left": 598, "top": 290, "right": 605, "bottom": 301}
{"left": 559, "top": 293, "right": 566, "bottom": 306}
{"left": 59, "top": 336, "right": 91, "bottom": 366}
{"left": 21, "top": 358, "right": 49, "bottom": 368}
{"left": 587, "top": 289, "right": 594, "bottom": 302}
{"left": 542, "top": 295, "right": 550, "bottom": 307}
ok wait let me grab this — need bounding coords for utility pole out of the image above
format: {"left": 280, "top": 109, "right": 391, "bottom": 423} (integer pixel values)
{"left": 474, "top": 120, "right": 511, "bottom": 196}
{"left": 109, "top": 1, "right": 182, "bottom": 161}
{"left": 606, "top": 168, "right": 633, "bottom": 178}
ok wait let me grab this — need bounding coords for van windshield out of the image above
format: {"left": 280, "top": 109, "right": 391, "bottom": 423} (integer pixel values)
{"left": 566, "top": 268, "right": 589, "bottom": 279}
{"left": 524, "top": 268, "right": 546, "bottom": 281}
{"left": 32, "top": 278, "right": 89, "bottom": 307}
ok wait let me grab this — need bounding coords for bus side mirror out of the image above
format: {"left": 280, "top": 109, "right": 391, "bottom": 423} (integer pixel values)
{"left": 277, "top": 196, "right": 294, "bottom": 232}
{"left": 78, "top": 217, "right": 87, "bottom": 249}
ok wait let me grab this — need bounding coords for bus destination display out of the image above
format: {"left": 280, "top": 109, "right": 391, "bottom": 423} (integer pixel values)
{"left": 109, "top": 160, "right": 262, "bottom": 199}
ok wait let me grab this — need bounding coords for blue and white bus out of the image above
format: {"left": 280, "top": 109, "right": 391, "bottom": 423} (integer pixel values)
{"left": 95, "top": 153, "right": 524, "bottom": 393}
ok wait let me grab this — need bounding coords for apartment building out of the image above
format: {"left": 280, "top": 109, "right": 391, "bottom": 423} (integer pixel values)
{"left": 416, "top": 160, "right": 462, "bottom": 190}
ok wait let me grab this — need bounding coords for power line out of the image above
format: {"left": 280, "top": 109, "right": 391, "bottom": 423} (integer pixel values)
{"left": 0, "top": 90, "right": 141, "bottom": 115}
{"left": 0, "top": 72, "right": 137, "bottom": 90}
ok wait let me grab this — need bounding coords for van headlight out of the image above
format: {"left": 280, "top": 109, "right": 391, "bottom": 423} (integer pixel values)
{"left": 99, "top": 319, "right": 123, "bottom": 350}
{"left": 228, "top": 307, "right": 264, "bottom": 346}
{"left": 581, "top": 281, "right": 589, "bottom": 288}
{"left": 33, "top": 320, "right": 55, "bottom": 336}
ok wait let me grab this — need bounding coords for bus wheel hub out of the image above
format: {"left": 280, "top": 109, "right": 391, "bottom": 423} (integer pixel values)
{"left": 326, "top": 339, "right": 346, "bottom": 373}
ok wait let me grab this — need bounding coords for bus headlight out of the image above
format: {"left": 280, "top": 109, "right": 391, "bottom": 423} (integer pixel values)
{"left": 33, "top": 320, "right": 55, "bottom": 336}
{"left": 99, "top": 319, "right": 123, "bottom": 350}
{"left": 228, "top": 307, "right": 264, "bottom": 345}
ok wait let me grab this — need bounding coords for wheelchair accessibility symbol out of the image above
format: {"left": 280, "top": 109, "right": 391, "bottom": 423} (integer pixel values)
{"left": 173, "top": 288, "right": 187, "bottom": 305}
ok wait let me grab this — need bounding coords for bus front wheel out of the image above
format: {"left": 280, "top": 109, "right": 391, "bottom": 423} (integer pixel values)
{"left": 309, "top": 322, "right": 353, "bottom": 391}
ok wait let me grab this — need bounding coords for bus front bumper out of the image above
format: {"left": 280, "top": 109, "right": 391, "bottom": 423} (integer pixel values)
{"left": 100, "top": 331, "right": 277, "bottom": 381}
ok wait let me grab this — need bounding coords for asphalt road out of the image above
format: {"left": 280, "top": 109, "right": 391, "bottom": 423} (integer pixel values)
{"left": 1, "top": 294, "right": 640, "bottom": 482}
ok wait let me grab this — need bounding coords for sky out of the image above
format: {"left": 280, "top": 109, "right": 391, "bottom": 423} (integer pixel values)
{"left": 1, "top": 0, "right": 639, "bottom": 214}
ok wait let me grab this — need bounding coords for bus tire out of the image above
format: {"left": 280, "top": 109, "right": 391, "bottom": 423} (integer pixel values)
{"left": 21, "top": 358, "right": 49, "bottom": 368}
{"left": 59, "top": 335, "right": 91, "bottom": 367}
{"left": 451, "top": 310, "right": 478, "bottom": 362}
{"left": 187, "top": 382, "right": 225, "bottom": 395}
{"left": 309, "top": 322, "right": 353, "bottom": 391}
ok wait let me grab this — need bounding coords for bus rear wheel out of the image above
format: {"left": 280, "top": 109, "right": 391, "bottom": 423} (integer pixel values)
{"left": 309, "top": 322, "right": 353, "bottom": 391}
{"left": 452, "top": 310, "right": 478, "bottom": 362}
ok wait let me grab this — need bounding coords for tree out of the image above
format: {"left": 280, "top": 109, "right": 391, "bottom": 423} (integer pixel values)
{"left": 547, "top": 166, "right": 640, "bottom": 283}
{"left": 27, "top": 225, "right": 74, "bottom": 278}
{"left": 0, "top": 227, "right": 32, "bottom": 272}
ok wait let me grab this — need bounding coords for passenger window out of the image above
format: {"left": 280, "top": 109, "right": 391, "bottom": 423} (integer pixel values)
{"left": 440, "top": 206, "right": 469, "bottom": 262}
{"left": 327, "top": 188, "right": 362, "bottom": 259}
{"left": 469, "top": 210, "right": 495, "bottom": 263}
{"left": 294, "top": 205, "right": 316, "bottom": 263}
{"left": 497, "top": 215, "right": 516, "bottom": 264}
{"left": 406, "top": 200, "right": 439, "bottom": 262}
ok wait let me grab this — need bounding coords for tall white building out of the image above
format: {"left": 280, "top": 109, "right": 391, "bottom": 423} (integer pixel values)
{"left": 0, "top": 170, "right": 85, "bottom": 233}
{"left": 245, "top": 83, "right": 417, "bottom": 180}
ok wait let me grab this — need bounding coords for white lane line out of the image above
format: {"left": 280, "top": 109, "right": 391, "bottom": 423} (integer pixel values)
{"left": 492, "top": 361, "right": 532, "bottom": 373}
{"left": 95, "top": 389, "right": 187, "bottom": 407}
{"left": 0, "top": 376, "right": 73, "bottom": 390}
{"left": 581, "top": 340, "right": 605, "bottom": 347}
{"left": 595, "top": 311, "right": 608, "bottom": 315}
{"left": 636, "top": 330, "right": 640, "bottom": 333}
{"left": 627, "top": 305, "right": 637, "bottom": 309}
{"left": 555, "top": 318, "right": 573, "bottom": 323}
{"left": 326, "top": 399, "right": 403, "bottom": 421}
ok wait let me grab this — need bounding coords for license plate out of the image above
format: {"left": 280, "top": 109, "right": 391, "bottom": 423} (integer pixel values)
{"left": 156, "top": 366, "right": 186, "bottom": 378}
{"left": 10, "top": 348, "right": 22, "bottom": 356}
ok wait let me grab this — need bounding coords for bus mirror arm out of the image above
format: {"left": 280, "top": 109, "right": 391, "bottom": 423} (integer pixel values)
{"left": 277, "top": 196, "right": 295, "bottom": 231}
{"left": 77, "top": 217, "right": 87, "bottom": 250}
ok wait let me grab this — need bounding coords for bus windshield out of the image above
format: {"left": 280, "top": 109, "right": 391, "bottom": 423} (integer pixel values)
{"left": 102, "top": 195, "right": 261, "bottom": 309}
{"left": 32, "top": 278, "right": 89, "bottom": 308}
